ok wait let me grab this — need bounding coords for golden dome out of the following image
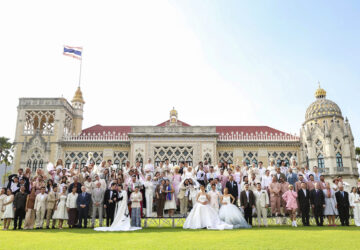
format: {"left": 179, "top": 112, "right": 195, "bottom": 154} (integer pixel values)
{"left": 170, "top": 107, "right": 177, "bottom": 117}
{"left": 305, "top": 84, "right": 342, "bottom": 122}
{"left": 72, "top": 87, "right": 85, "bottom": 104}
{"left": 315, "top": 86, "right": 327, "bottom": 99}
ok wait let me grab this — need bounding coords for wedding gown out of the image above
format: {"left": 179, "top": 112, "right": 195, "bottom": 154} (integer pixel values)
{"left": 183, "top": 194, "right": 233, "bottom": 230}
{"left": 219, "top": 196, "right": 251, "bottom": 228}
{"left": 94, "top": 191, "right": 142, "bottom": 232}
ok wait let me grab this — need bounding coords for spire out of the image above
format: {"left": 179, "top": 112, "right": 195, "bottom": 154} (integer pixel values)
{"left": 314, "top": 81, "right": 327, "bottom": 99}
{"left": 169, "top": 107, "right": 178, "bottom": 125}
{"left": 72, "top": 86, "right": 85, "bottom": 104}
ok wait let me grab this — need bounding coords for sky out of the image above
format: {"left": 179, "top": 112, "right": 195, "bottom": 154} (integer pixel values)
{"left": 0, "top": 0, "right": 359, "bottom": 145}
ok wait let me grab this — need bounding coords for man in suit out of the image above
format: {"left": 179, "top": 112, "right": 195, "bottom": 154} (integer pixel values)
{"left": 104, "top": 183, "right": 118, "bottom": 226}
{"left": 225, "top": 175, "right": 238, "bottom": 204}
{"left": 274, "top": 167, "right": 286, "bottom": 183}
{"left": 77, "top": 186, "right": 91, "bottom": 228}
{"left": 254, "top": 183, "right": 269, "bottom": 227}
{"left": 34, "top": 187, "right": 48, "bottom": 229}
{"left": 46, "top": 184, "right": 58, "bottom": 229}
{"left": 68, "top": 176, "right": 82, "bottom": 194}
{"left": 297, "top": 182, "right": 310, "bottom": 226}
{"left": 335, "top": 183, "right": 350, "bottom": 226}
{"left": 240, "top": 183, "right": 255, "bottom": 225}
{"left": 91, "top": 181, "right": 105, "bottom": 227}
{"left": 13, "top": 185, "right": 28, "bottom": 230}
{"left": 310, "top": 183, "right": 325, "bottom": 226}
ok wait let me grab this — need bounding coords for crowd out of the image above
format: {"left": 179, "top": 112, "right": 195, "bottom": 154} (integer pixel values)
{"left": 1, "top": 157, "right": 360, "bottom": 230}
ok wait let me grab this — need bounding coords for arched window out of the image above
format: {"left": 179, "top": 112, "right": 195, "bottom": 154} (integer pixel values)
{"left": 306, "top": 156, "right": 309, "bottom": 168}
{"left": 336, "top": 152, "right": 343, "bottom": 171}
{"left": 252, "top": 158, "right": 258, "bottom": 167}
{"left": 317, "top": 154, "right": 325, "bottom": 170}
{"left": 81, "top": 159, "right": 87, "bottom": 168}
{"left": 32, "top": 159, "right": 38, "bottom": 172}
{"left": 65, "top": 159, "right": 71, "bottom": 169}
{"left": 245, "top": 158, "right": 250, "bottom": 166}
{"left": 114, "top": 159, "right": 120, "bottom": 168}
{"left": 27, "top": 159, "right": 32, "bottom": 168}
{"left": 38, "top": 159, "right": 43, "bottom": 169}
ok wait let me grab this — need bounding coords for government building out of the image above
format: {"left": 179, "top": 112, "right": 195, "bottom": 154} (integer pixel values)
{"left": 12, "top": 85, "right": 359, "bottom": 184}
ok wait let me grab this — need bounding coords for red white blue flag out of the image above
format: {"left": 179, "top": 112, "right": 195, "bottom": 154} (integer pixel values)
{"left": 63, "top": 45, "right": 82, "bottom": 60}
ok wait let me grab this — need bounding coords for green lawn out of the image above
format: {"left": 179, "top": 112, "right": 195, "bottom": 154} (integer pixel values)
{"left": 0, "top": 226, "right": 359, "bottom": 250}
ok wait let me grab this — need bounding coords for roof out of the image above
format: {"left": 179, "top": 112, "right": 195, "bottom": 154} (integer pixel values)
{"left": 156, "top": 120, "right": 191, "bottom": 127}
{"left": 81, "top": 123, "right": 292, "bottom": 136}
{"left": 216, "top": 126, "right": 292, "bottom": 136}
{"left": 81, "top": 124, "right": 132, "bottom": 135}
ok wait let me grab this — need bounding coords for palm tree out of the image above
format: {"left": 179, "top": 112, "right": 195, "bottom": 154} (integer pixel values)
{"left": 0, "top": 137, "right": 13, "bottom": 185}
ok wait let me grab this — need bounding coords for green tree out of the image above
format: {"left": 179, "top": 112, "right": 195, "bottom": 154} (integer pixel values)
{"left": 0, "top": 137, "right": 13, "bottom": 184}
{"left": 356, "top": 147, "right": 360, "bottom": 161}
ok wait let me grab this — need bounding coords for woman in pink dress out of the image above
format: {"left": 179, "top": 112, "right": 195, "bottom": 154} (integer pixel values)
{"left": 282, "top": 184, "right": 298, "bottom": 227}
{"left": 172, "top": 167, "right": 182, "bottom": 205}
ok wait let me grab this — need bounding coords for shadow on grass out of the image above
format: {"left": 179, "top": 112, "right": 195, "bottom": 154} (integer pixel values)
{"left": 14, "top": 225, "right": 359, "bottom": 235}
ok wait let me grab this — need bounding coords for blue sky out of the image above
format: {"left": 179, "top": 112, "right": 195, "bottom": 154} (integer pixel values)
{"left": 172, "top": 0, "right": 360, "bottom": 141}
{"left": 0, "top": 0, "right": 359, "bottom": 145}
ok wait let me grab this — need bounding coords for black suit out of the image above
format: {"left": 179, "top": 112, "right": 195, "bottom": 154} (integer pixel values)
{"left": 225, "top": 181, "right": 238, "bottom": 203}
{"left": 298, "top": 189, "right": 310, "bottom": 226}
{"left": 240, "top": 190, "right": 255, "bottom": 225}
{"left": 310, "top": 189, "right": 325, "bottom": 226}
{"left": 335, "top": 191, "right": 350, "bottom": 226}
{"left": 77, "top": 192, "right": 91, "bottom": 228}
{"left": 104, "top": 189, "right": 119, "bottom": 226}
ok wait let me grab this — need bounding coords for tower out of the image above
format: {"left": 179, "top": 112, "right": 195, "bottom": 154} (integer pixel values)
{"left": 169, "top": 107, "right": 178, "bottom": 126}
{"left": 300, "top": 84, "right": 358, "bottom": 184}
{"left": 12, "top": 87, "right": 84, "bottom": 172}
{"left": 71, "top": 87, "right": 85, "bottom": 135}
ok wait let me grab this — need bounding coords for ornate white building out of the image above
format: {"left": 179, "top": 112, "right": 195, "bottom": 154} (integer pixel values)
{"left": 12, "top": 85, "right": 358, "bottom": 184}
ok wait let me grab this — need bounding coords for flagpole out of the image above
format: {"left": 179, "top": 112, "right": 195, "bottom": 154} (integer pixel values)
{"left": 78, "top": 48, "right": 83, "bottom": 87}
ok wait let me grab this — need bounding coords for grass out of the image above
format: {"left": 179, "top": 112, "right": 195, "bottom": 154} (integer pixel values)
{"left": 0, "top": 226, "right": 359, "bottom": 250}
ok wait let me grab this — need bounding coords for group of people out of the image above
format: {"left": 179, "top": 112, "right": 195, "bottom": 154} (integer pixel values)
{"left": 0, "top": 157, "right": 360, "bottom": 231}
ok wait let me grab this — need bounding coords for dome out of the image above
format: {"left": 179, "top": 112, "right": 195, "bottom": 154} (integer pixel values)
{"left": 305, "top": 85, "right": 342, "bottom": 122}
{"left": 72, "top": 87, "right": 85, "bottom": 104}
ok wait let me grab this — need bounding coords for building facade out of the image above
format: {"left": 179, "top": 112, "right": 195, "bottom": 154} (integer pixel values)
{"left": 12, "top": 86, "right": 358, "bottom": 184}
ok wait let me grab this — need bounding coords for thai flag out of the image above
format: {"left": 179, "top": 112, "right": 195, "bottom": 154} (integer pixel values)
{"left": 63, "top": 45, "right": 82, "bottom": 60}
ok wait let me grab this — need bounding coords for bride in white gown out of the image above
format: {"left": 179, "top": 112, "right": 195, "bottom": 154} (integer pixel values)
{"left": 219, "top": 188, "right": 251, "bottom": 228}
{"left": 94, "top": 188, "right": 142, "bottom": 232}
{"left": 183, "top": 185, "right": 233, "bottom": 230}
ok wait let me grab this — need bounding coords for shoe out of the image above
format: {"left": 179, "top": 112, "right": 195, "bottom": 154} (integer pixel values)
{"left": 36, "top": 227, "right": 40, "bottom": 230}
{"left": 52, "top": 226, "right": 55, "bottom": 229}
{"left": 46, "top": 226, "right": 50, "bottom": 229}
{"left": 294, "top": 221, "right": 297, "bottom": 227}
{"left": 13, "top": 228, "right": 16, "bottom": 230}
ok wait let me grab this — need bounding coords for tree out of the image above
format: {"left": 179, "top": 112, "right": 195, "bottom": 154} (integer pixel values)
{"left": 0, "top": 137, "right": 13, "bottom": 166}
{"left": 356, "top": 147, "right": 360, "bottom": 161}
{"left": 0, "top": 137, "right": 13, "bottom": 185}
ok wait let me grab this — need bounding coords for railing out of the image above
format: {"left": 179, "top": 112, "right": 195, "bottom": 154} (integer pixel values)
{"left": 218, "top": 132, "right": 300, "bottom": 142}
{"left": 63, "top": 132, "right": 129, "bottom": 141}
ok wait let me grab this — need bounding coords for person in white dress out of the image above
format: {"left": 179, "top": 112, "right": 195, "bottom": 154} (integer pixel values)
{"left": 0, "top": 188, "right": 7, "bottom": 221}
{"left": 2, "top": 189, "right": 15, "bottom": 230}
{"left": 94, "top": 187, "right": 141, "bottom": 231}
{"left": 219, "top": 188, "right": 251, "bottom": 228}
{"left": 164, "top": 179, "right": 176, "bottom": 217}
{"left": 52, "top": 186, "right": 68, "bottom": 229}
{"left": 350, "top": 187, "right": 360, "bottom": 226}
{"left": 144, "top": 175, "right": 154, "bottom": 217}
{"left": 183, "top": 185, "right": 233, "bottom": 230}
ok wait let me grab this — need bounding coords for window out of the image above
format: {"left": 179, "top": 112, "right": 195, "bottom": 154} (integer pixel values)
{"left": 336, "top": 153, "right": 343, "bottom": 171}
{"left": 38, "top": 159, "right": 43, "bottom": 169}
{"left": 65, "top": 159, "right": 71, "bottom": 169}
{"left": 27, "top": 159, "right": 32, "bottom": 168}
{"left": 317, "top": 154, "right": 325, "bottom": 170}
{"left": 32, "top": 159, "right": 38, "bottom": 172}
